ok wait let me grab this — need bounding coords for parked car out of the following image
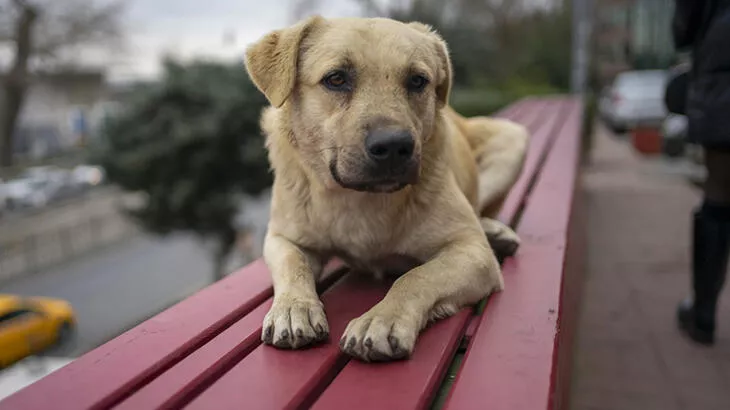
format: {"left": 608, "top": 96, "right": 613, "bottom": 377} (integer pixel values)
{"left": 0, "top": 294, "right": 76, "bottom": 369}
{"left": 12, "top": 167, "right": 84, "bottom": 207}
{"left": 43, "top": 170, "right": 83, "bottom": 202}
{"left": 599, "top": 70, "right": 669, "bottom": 133}
{"left": 3, "top": 178, "right": 46, "bottom": 209}
{"left": 72, "top": 165, "right": 105, "bottom": 188}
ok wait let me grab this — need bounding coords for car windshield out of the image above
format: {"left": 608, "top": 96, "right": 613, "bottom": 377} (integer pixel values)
{"left": 615, "top": 71, "right": 667, "bottom": 98}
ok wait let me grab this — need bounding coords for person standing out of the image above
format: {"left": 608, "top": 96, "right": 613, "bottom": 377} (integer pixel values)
{"left": 670, "top": 0, "right": 730, "bottom": 345}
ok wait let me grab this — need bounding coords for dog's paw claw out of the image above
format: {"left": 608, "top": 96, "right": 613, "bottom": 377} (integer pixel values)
{"left": 262, "top": 298, "right": 329, "bottom": 349}
{"left": 263, "top": 325, "right": 274, "bottom": 344}
{"left": 340, "top": 307, "right": 419, "bottom": 362}
{"left": 490, "top": 237, "right": 520, "bottom": 258}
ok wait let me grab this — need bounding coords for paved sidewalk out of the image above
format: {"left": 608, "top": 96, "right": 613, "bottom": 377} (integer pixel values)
{"left": 570, "top": 125, "right": 730, "bottom": 410}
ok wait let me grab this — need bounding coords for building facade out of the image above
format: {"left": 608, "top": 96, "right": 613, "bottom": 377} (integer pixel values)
{"left": 2, "top": 69, "right": 108, "bottom": 160}
{"left": 594, "top": 0, "right": 676, "bottom": 85}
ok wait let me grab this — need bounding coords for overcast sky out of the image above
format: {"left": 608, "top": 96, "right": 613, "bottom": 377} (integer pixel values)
{"left": 3, "top": 0, "right": 556, "bottom": 83}
{"left": 108, "top": 0, "right": 362, "bottom": 82}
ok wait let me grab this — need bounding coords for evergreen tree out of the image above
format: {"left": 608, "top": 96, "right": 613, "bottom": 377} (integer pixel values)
{"left": 94, "top": 60, "right": 272, "bottom": 280}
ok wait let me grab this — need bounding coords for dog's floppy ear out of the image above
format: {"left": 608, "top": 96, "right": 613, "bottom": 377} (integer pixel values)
{"left": 407, "top": 22, "right": 452, "bottom": 107}
{"left": 245, "top": 16, "right": 324, "bottom": 108}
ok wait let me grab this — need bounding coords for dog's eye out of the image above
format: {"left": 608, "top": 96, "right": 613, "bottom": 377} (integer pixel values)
{"left": 322, "top": 71, "right": 350, "bottom": 91}
{"left": 407, "top": 75, "right": 429, "bottom": 92}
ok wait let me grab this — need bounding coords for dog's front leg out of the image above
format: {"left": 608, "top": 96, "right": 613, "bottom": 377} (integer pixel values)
{"left": 262, "top": 233, "right": 329, "bottom": 349}
{"left": 340, "top": 238, "right": 502, "bottom": 362}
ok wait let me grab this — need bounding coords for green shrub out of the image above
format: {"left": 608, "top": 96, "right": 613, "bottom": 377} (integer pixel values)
{"left": 450, "top": 77, "right": 565, "bottom": 117}
{"left": 92, "top": 59, "right": 272, "bottom": 280}
{"left": 498, "top": 77, "right": 563, "bottom": 100}
{"left": 450, "top": 88, "right": 508, "bottom": 117}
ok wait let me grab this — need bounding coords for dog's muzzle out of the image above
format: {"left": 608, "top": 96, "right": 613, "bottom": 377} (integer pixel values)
{"left": 330, "top": 127, "right": 420, "bottom": 193}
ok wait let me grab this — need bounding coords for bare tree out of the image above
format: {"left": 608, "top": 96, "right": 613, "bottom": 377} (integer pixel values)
{"left": 0, "top": 0, "right": 126, "bottom": 167}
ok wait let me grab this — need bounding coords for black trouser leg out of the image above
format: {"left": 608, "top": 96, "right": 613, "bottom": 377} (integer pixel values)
{"left": 678, "top": 148, "right": 730, "bottom": 344}
{"left": 693, "top": 204, "right": 730, "bottom": 319}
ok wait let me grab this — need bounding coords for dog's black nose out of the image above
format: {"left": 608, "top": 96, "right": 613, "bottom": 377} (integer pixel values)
{"left": 365, "top": 128, "right": 415, "bottom": 167}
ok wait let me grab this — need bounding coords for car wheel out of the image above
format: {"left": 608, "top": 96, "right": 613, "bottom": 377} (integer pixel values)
{"left": 663, "top": 137, "right": 686, "bottom": 158}
{"left": 610, "top": 122, "right": 627, "bottom": 134}
{"left": 56, "top": 321, "right": 75, "bottom": 346}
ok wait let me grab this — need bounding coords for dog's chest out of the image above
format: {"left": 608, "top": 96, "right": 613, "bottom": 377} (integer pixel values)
{"left": 323, "top": 207, "right": 400, "bottom": 257}
{"left": 306, "top": 196, "right": 421, "bottom": 269}
{"left": 336, "top": 252, "right": 422, "bottom": 279}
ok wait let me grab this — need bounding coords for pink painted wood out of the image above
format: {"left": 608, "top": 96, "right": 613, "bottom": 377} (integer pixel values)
{"left": 311, "top": 310, "right": 471, "bottom": 410}
{"left": 0, "top": 97, "right": 581, "bottom": 410}
{"left": 497, "top": 97, "right": 571, "bottom": 225}
{"left": 0, "top": 259, "right": 275, "bottom": 410}
{"left": 443, "top": 98, "right": 582, "bottom": 410}
{"left": 0, "top": 260, "right": 341, "bottom": 410}
{"left": 115, "top": 265, "right": 345, "bottom": 410}
{"left": 115, "top": 301, "right": 271, "bottom": 410}
{"left": 185, "top": 274, "right": 389, "bottom": 410}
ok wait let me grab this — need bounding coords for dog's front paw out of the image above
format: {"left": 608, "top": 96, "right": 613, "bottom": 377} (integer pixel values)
{"left": 481, "top": 218, "right": 521, "bottom": 258}
{"left": 340, "top": 305, "right": 421, "bottom": 362}
{"left": 262, "top": 297, "right": 329, "bottom": 349}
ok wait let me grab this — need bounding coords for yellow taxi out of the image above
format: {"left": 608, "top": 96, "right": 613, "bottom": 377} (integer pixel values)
{"left": 0, "top": 294, "right": 76, "bottom": 369}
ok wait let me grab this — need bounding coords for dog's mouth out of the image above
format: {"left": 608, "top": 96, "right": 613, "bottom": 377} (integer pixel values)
{"left": 343, "top": 181, "right": 409, "bottom": 193}
{"left": 329, "top": 162, "right": 416, "bottom": 193}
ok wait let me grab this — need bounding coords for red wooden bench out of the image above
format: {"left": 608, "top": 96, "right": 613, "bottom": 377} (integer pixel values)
{"left": 0, "top": 96, "right": 584, "bottom": 410}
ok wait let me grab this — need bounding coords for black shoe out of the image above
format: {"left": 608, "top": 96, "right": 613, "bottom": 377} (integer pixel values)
{"left": 677, "top": 298, "right": 715, "bottom": 345}
{"left": 678, "top": 203, "right": 730, "bottom": 346}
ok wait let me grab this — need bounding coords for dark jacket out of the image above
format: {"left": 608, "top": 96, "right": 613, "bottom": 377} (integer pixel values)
{"left": 673, "top": 0, "right": 730, "bottom": 149}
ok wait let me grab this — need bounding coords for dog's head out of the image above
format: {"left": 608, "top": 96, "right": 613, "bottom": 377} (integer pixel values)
{"left": 245, "top": 16, "right": 452, "bottom": 193}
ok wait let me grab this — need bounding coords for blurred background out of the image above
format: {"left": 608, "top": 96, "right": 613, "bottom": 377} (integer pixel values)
{"left": 1, "top": 0, "right": 720, "bottom": 407}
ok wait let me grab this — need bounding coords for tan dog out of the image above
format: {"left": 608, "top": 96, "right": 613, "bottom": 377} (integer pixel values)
{"left": 244, "top": 16, "right": 528, "bottom": 362}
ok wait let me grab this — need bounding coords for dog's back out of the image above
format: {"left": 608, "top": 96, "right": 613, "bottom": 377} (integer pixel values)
{"left": 442, "top": 106, "right": 529, "bottom": 218}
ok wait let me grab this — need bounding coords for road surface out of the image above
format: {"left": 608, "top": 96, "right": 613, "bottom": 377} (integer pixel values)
{"left": 0, "top": 233, "right": 214, "bottom": 357}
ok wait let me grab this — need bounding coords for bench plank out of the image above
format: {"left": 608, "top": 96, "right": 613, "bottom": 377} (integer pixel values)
{"left": 0, "top": 97, "right": 581, "bottom": 410}
{"left": 311, "top": 310, "right": 471, "bottom": 410}
{"left": 498, "top": 97, "right": 571, "bottom": 225}
{"left": 185, "top": 274, "right": 389, "bottom": 410}
{"left": 493, "top": 97, "right": 528, "bottom": 119}
{"left": 114, "top": 265, "right": 345, "bottom": 410}
{"left": 0, "top": 260, "right": 341, "bottom": 410}
{"left": 0, "top": 259, "right": 275, "bottom": 410}
{"left": 309, "top": 98, "right": 562, "bottom": 410}
{"left": 444, "top": 98, "right": 582, "bottom": 410}
{"left": 115, "top": 300, "right": 270, "bottom": 410}
{"left": 183, "top": 99, "right": 553, "bottom": 410}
